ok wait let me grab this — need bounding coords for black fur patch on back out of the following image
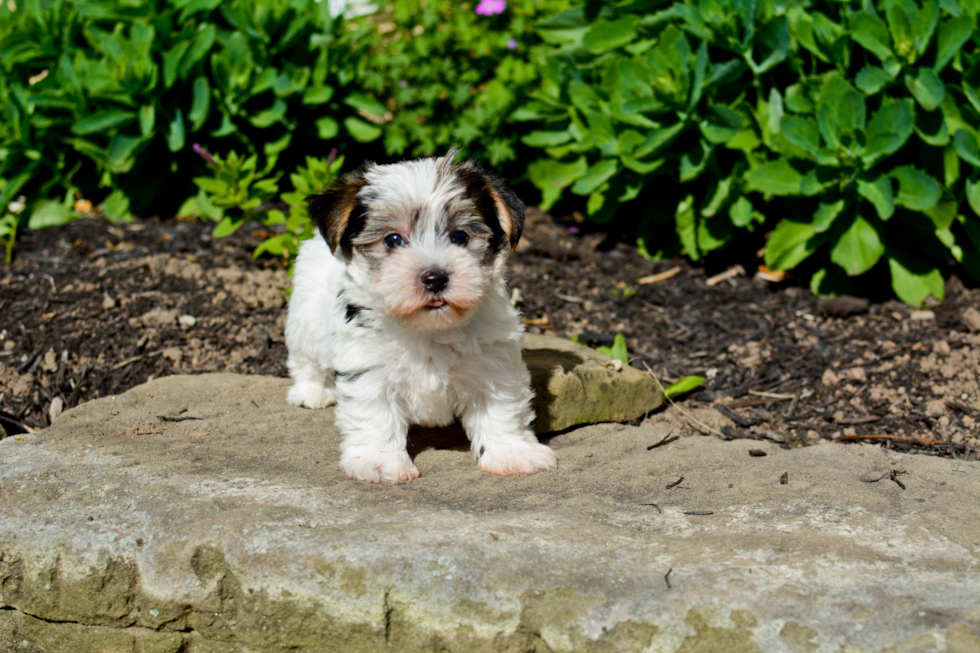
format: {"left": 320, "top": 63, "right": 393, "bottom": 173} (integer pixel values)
{"left": 345, "top": 303, "right": 362, "bottom": 323}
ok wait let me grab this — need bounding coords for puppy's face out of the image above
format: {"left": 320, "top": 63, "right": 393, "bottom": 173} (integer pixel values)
{"left": 307, "top": 152, "right": 525, "bottom": 331}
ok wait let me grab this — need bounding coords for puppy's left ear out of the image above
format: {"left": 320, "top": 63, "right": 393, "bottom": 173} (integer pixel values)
{"left": 457, "top": 162, "right": 526, "bottom": 251}
{"left": 488, "top": 177, "right": 526, "bottom": 251}
{"left": 306, "top": 168, "right": 369, "bottom": 259}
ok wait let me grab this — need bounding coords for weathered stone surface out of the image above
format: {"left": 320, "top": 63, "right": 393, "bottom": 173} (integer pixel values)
{"left": 523, "top": 333, "right": 662, "bottom": 432}
{"left": 1, "top": 373, "right": 979, "bottom": 652}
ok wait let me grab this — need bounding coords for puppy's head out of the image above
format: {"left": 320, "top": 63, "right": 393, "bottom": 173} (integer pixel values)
{"left": 307, "top": 150, "right": 525, "bottom": 331}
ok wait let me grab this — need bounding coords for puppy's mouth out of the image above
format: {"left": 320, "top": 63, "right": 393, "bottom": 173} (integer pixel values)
{"left": 425, "top": 299, "right": 447, "bottom": 309}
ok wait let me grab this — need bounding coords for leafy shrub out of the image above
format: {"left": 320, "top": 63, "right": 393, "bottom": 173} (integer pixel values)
{"left": 187, "top": 145, "right": 343, "bottom": 266}
{"left": 358, "top": 0, "right": 572, "bottom": 167}
{"left": 0, "top": 0, "right": 382, "bottom": 238}
{"left": 519, "top": 0, "right": 980, "bottom": 306}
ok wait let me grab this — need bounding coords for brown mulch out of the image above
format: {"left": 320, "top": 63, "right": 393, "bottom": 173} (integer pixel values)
{"left": 1, "top": 212, "right": 978, "bottom": 460}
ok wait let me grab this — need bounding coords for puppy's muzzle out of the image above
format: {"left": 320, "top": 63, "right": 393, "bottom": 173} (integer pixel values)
{"left": 420, "top": 269, "right": 449, "bottom": 294}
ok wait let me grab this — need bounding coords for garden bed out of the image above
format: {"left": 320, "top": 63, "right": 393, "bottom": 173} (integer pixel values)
{"left": 1, "top": 211, "right": 978, "bottom": 459}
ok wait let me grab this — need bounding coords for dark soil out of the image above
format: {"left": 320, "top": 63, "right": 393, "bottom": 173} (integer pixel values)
{"left": 2, "top": 212, "right": 978, "bottom": 460}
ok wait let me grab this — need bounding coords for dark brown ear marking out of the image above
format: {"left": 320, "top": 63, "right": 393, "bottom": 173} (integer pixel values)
{"left": 306, "top": 168, "right": 369, "bottom": 259}
{"left": 455, "top": 162, "right": 526, "bottom": 252}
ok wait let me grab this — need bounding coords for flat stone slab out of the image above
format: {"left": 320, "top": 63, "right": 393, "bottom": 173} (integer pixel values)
{"left": 1, "top": 374, "right": 979, "bottom": 652}
{"left": 523, "top": 334, "right": 662, "bottom": 432}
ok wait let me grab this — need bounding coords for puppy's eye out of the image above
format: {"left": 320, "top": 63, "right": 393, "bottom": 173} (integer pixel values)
{"left": 450, "top": 231, "right": 469, "bottom": 246}
{"left": 383, "top": 233, "right": 405, "bottom": 249}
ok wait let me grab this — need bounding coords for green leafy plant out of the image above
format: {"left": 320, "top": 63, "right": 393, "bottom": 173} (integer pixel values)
{"left": 663, "top": 375, "right": 705, "bottom": 399}
{"left": 518, "top": 0, "right": 980, "bottom": 306}
{"left": 186, "top": 146, "right": 343, "bottom": 266}
{"left": 596, "top": 333, "right": 630, "bottom": 364}
{"left": 359, "top": 0, "right": 572, "bottom": 167}
{"left": 0, "top": 0, "right": 381, "bottom": 253}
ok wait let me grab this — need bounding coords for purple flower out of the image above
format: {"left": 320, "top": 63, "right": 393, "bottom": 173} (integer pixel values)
{"left": 475, "top": 0, "right": 506, "bottom": 16}
{"left": 568, "top": 225, "right": 580, "bottom": 235}
{"left": 326, "top": 148, "right": 339, "bottom": 166}
{"left": 506, "top": 38, "right": 518, "bottom": 50}
{"left": 193, "top": 143, "right": 216, "bottom": 165}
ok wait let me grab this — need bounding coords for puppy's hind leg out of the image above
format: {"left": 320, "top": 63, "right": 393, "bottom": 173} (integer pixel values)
{"left": 286, "top": 354, "right": 337, "bottom": 409}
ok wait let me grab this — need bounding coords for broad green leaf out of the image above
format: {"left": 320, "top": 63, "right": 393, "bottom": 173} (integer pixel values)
{"left": 250, "top": 99, "right": 286, "bottom": 128}
{"left": 966, "top": 179, "right": 980, "bottom": 217}
{"left": 729, "top": 196, "right": 762, "bottom": 227}
{"left": 888, "top": 253, "right": 945, "bottom": 307}
{"left": 914, "top": 108, "right": 948, "bottom": 145}
{"left": 924, "top": 201, "right": 957, "bottom": 230}
{"left": 527, "top": 157, "right": 588, "bottom": 211}
{"left": 103, "top": 190, "right": 134, "bottom": 223}
{"left": 748, "top": 16, "right": 790, "bottom": 74}
{"left": 850, "top": 12, "right": 893, "bottom": 61}
{"left": 167, "top": 109, "right": 185, "bottom": 152}
{"left": 303, "top": 85, "right": 334, "bottom": 105}
{"left": 765, "top": 219, "right": 825, "bottom": 270}
{"left": 610, "top": 334, "right": 629, "bottom": 364}
{"left": 675, "top": 195, "right": 699, "bottom": 259}
{"left": 744, "top": 160, "right": 803, "bottom": 196}
{"left": 139, "top": 104, "right": 155, "bottom": 137}
{"left": 888, "top": 166, "right": 940, "bottom": 211}
{"left": 188, "top": 77, "right": 210, "bottom": 131}
{"left": 680, "top": 140, "right": 710, "bottom": 181}
{"left": 857, "top": 177, "right": 895, "bottom": 220}
{"left": 886, "top": 3, "right": 915, "bottom": 61}
{"left": 664, "top": 376, "right": 705, "bottom": 399}
{"left": 817, "top": 74, "right": 864, "bottom": 148}
{"left": 344, "top": 93, "right": 386, "bottom": 118}
{"left": 945, "top": 145, "right": 960, "bottom": 187}
{"left": 635, "top": 123, "right": 685, "bottom": 158}
{"left": 856, "top": 67, "right": 891, "bottom": 94}
{"left": 811, "top": 265, "right": 853, "bottom": 297}
{"left": 572, "top": 159, "right": 619, "bottom": 195}
{"left": 954, "top": 129, "right": 980, "bottom": 167}
{"left": 213, "top": 215, "right": 243, "bottom": 238}
{"left": 781, "top": 116, "right": 821, "bottom": 158}
{"left": 523, "top": 131, "right": 572, "bottom": 148}
{"left": 934, "top": 17, "right": 974, "bottom": 73}
{"left": 27, "top": 199, "right": 73, "bottom": 229}
{"left": 344, "top": 117, "right": 382, "bottom": 142}
{"left": 618, "top": 131, "right": 665, "bottom": 174}
{"left": 863, "top": 99, "right": 915, "bottom": 166}
{"left": 316, "top": 117, "right": 338, "bottom": 140}
{"left": 831, "top": 215, "right": 884, "bottom": 276}
{"left": 701, "top": 173, "right": 733, "bottom": 218}
{"left": 107, "top": 135, "right": 141, "bottom": 172}
{"left": 583, "top": 17, "right": 636, "bottom": 53}
{"left": 905, "top": 68, "right": 944, "bottom": 111}
{"left": 813, "top": 199, "right": 847, "bottom": 232}
{"left": 72, "top": 110, "right": 136, "bottom": 135}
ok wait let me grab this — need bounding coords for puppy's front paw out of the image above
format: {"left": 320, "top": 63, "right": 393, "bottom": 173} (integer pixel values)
{"left": 479, "top": 440, "right": 557, "bottom": 477}
{"left": 341, "top": 448, "right": 420, "bottom": 484}
{"left": 287, "top": 382, "right": 337, "bottom": 409}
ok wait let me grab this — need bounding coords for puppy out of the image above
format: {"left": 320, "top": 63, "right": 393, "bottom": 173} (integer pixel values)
{"left": 284, "top": 151, "right": 557, "bottom": 483}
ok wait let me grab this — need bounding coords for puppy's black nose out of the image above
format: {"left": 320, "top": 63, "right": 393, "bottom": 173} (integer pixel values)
{"left": 420, "top": 269, "right": 449, "bottom": 293}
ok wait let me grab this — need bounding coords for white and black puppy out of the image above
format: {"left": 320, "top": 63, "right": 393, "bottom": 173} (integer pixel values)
{"left": 284, "top": 151, "right": 557, "bottom": 483}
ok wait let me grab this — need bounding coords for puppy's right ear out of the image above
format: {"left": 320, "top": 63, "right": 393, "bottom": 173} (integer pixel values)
{"left": 306, "top": 169, "right": 369, "bottom": 259}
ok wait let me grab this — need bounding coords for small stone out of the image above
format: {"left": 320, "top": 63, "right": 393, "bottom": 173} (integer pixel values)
{"left": 821, "top": 369, "right": 839, "bottom": 387}
{"left": 925, "top": 399, "right": 947, "bottom": 416}
{"left": 846, "top": 367, "right": 867, "bottom": 382}
{"left": 140, "top": 308, "right": 180, "bottom": 328}
{"left": 161, "top": 348, "right": 183, "bottom": 364}
{"left": 102, "top": 295, "right": 116, "bottom": 310}
{"left": 523, "top": 334, "right": 662, "bottom": 433}
{"left": 910, "top": 310, "right": 935, "bottom": 321}
{"left": 48, "top": 397, "right": 64, "bottom": 422}
{"left": 41, "top": 348, "right": 58, "bottom": 373}
{"left": 178, "top": 315, "right": 197, "bottom": 328}
{"left": 933, "top": 340, "right": 951, "bottom": 355}
{"left": 4, "top": 341, "right": 15, "bottom": 351}
{"left": 963, "top": 307, "right": 980, "bottom": 333}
